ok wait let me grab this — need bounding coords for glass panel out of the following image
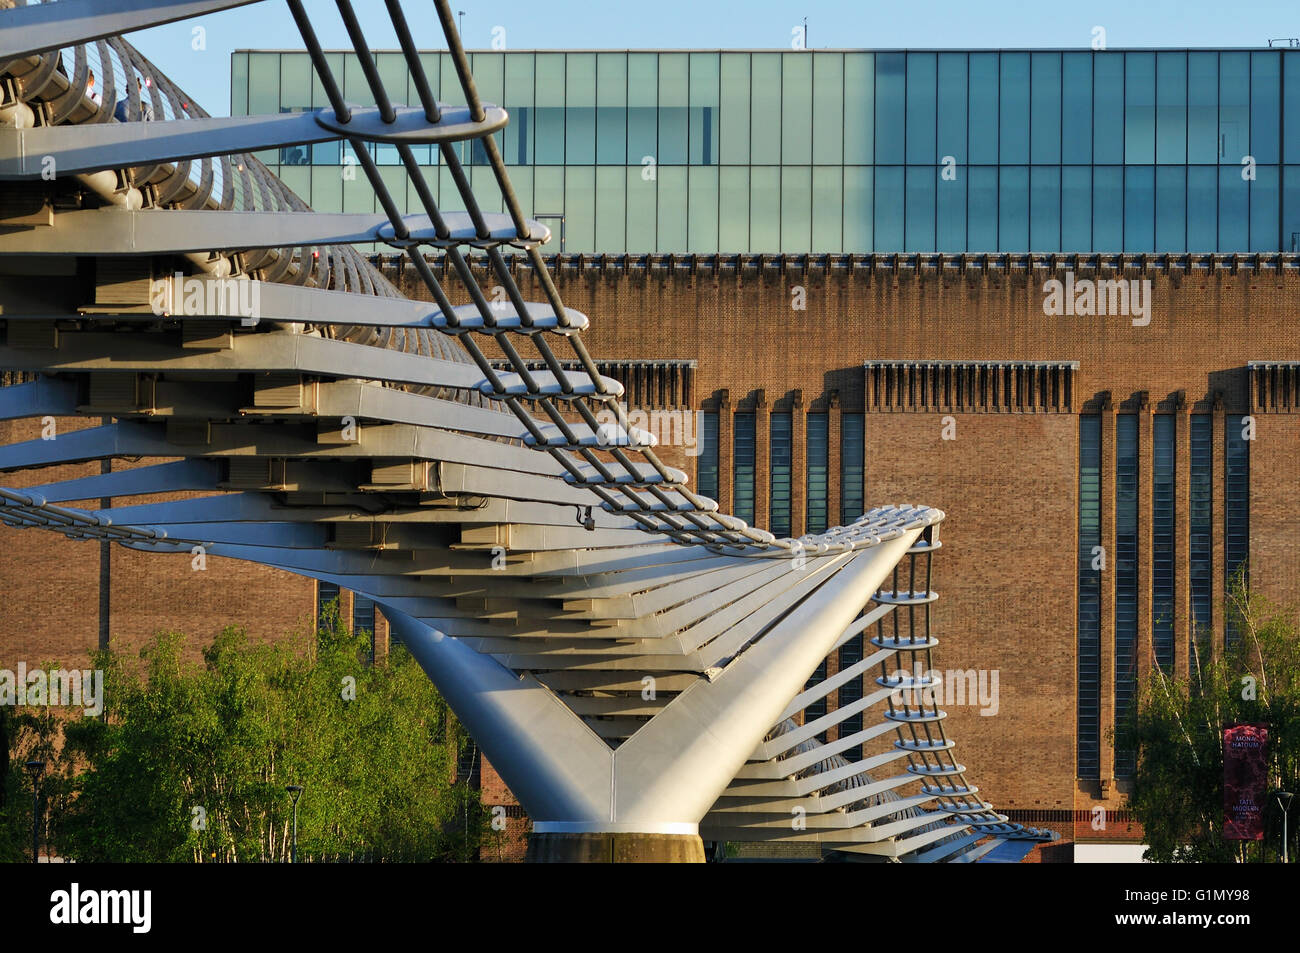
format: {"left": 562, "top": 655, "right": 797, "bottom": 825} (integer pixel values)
{"left": 560, "top": 53, "right": 593, "bottom": 166}
{"left": 812, "top": 53, "right": 844, "bottom": 165}
{"left": 874, "top": 166, "right": 904, "bottom": 250}
{"left": 782, "top": 53, "right": 812, "bottom": 165}
{"left": 968, "top": 53, "right": 998, "bottom": 164}
{"left": 1093, "top": 166, "right": 1123, "bottom": 250}
{"left": 719, "top": 166, "right": 749, "bottom": 250}
{"left": 697, "top": 412, "right": 719, "bottom": 501}
{"left": 1188, "top": 165, "right": 1217, "bottom": 249}
{"left": 719, "top": 53, "right": 750, "bottom": 165}
{"left": 1286, "top": 51, "right": 1300, "bottom": 163}
{"left": 1285, "top": 165, "right": 1300, "bottom": 252}
{"left": 1062, "top": 53, "right": 1092, "bottom": 164}
{"left": 999, "top": 166, "right": 1028, "bottom": 251}
{"left": 504, "top": 54, "right": 534, "bottom": 165}
{"left": 1218, "top": 164, "right": 1248, "bottom": 249}
{"left": 1124, "top": 166, "right": 1155, "bottom": 252}
{"left": 1251, "top": 52, "right": 1281, "bottom": 164}
{"left": 769, "top": 413, "right": 792, "bottom": 538}
{"left": 595, "top": 166, "right": 625, "bottom": 252}
{"left": 627, "top": 54, "right": 658, "bottom": 168}
{"left": 656, "top": 165, "right": 686, "bottom": 251}
{"left": 1077, "top": 415, "right": 1101, "bottom": 780}
{"left": 1062, "top": 165, "right": 1092, "bottom": 250}
{"left": 812, "top": 166, "right": 843, "bottom": 251}
{"left": 1220, "top": 51, "right": 1250, "bottom": 164}
{"left": 781, "top": 166, "right": 811, "bottom": 252}
{"left": 751, "top": 54, "right": 781, "bottom": 164}
{"left": 750, "top": 166, "right": 780, "bottom": 251}
{"left": 534, "top": 54, "right": 565, "bottom": 165}
{"left": 1249, "top": 164, "right": 1278, "bottom": 251}
{"left": 1156, "top": 52, "right": 1187, "bottom": 165}
{"left": 658, "top": 53, "right": 688, "bottom": 165}
{"left": 1156, "top": 165, "right": 1187, "bottom": 252}
{"left": 1114, "top": 414, "right": 1138, "bottom": 778}
{"left": 280, "top": 52, "right": 311, "bottom": 110}
{"left": 1031, "top": 52, "right": 1061, "bottom": 165}
{"left": 1030, "top": 166, "right": 1061, "bottom": 251}
{"left": 906, "top": 52, "right": 937, "bottom": 165}
{"left": 565, "top": 167, "right": 595, "bottom": 252}
{"left": 1093, "top": 53, "right": 1124, "bottom": 164}
{"left": 905, "top": 166, "right": 935, "bottom": 251}
{"left": 840, "top": 414, "right": 864, "bottom": 524}
{"left": 1224, "top": 415, "right": 1250, "bottom": 648}
{"left": 231, "top": 53, "right": 249, "bottom": 116}
{"left": 733, "top": 413, "right": 756, "bottom": 525}
{"left": 937, "top": 164, "right": 967, "bottom": 251}
{"left": 1189, "top": 415, "right": 1213, "bottom": 646}
{"left": 967, "top": 165, "right": 998, "bottom": 250}
{"left": 999, "top": 52, "right": 1030, "bottom": 164}
{"left": 626, "top": 166, "right": 655, "bottom": 251}
{"left": 689, "top": 53, "right": 720, "bottom": 166}
{"left": 1187, "top": 52, "right": 1218, "bottom": 164}
{"left": 843, "top": 53, "right": 874, "bottom": 164}
{"left": 844, "top": 166, "right": 873, "bottom": 251}
{"left": 1125, "top": 52, "right": 1156, "bottom": 165}
{"left": 874, "top": 53, "right": 905, "bottom": 164}
{"left": 688, "top": 166, "right": 719, "bottom": 252}
{"left": 596, "top": 53, "right": 627, "bottom": 165}
{"left": 1153, "top": 415, "right": 1176, "bottom": 672}
{"left": 806, "top": 413, "right": 829, "bottom": 534}
{"left": 936, "top": 53, "right": 968, "bottom": 168}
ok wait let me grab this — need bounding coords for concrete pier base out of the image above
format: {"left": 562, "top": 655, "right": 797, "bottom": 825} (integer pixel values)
{"left": 525, "top": 832, "right": 707, "bottom": 863}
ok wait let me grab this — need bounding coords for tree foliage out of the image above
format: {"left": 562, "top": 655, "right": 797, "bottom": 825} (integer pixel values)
{"left": 1120, "top": 578, "right": 1300, "bottom": 863}
{"left": 3, "top": 605, "right": 489, "bottom": 862}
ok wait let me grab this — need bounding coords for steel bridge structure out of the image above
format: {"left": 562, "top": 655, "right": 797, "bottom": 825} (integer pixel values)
{"left": 0, "top": 0, "right": 1053, "bottom": 861}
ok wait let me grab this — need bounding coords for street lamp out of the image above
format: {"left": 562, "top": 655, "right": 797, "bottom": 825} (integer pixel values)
{"left": 286, "top": 785, "right": 303, "bottom": 864}
{"left": 1277, "top": 791, "right": 1294, "bottom": 864}
{"left": 24, "top": 760, "right": 44, "bottom": 864}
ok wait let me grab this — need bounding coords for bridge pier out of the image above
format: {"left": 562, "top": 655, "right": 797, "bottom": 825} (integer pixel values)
{"left": 525, "top": 832, "right": 706, "bottom": 863}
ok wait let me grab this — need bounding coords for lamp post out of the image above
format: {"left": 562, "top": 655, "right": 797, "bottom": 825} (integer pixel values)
{"left": 286, "top": 785, "right": 303, "bottom": 864}
{"left": 1277, "top": 791, "right": 1294, "bottom": 864}
{"left": 24, "top": 760, "right": 44, "bottom": 864}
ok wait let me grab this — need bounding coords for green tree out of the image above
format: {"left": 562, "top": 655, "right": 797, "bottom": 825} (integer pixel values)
{"left": 38, "top": 605, "right": 487, "bottom": 862}
{"left": 1119, "top": 577, "right": 1300, "bottom": 862}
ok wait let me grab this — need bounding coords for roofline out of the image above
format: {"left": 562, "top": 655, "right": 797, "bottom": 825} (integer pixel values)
{"left": 231, "top": 46, "right": 1300, "bottom": 54}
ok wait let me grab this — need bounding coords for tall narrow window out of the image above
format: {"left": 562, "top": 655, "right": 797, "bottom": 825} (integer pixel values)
{"left": 733, "top": 412, "right": 756, "bottom": 525}
{"left": 838, "top": 632, "right": 864, "bottom": 762}
{"left": 1225, "top": 414, "right": 1250, "bottom": 646}
{"left": 769, "top": 413, "right": 792, "bottom": 537}
{"left": 353, "top": 595, "right": 376, "bottom": 664}
{"left": 317, "top": 580, "right": 340, "bottom": 625}
{"left": 1152, "top": 415, "right": 1176, "bottom": 671}
{"left": 840, "top": 413, "right": 864, "bottom": 525}
{"left": 1189, "top": 416, "right": 1213, "bottom": 653}
{"left": 806, "top": 413, "right": 829, "bottom": 534}
{"left": 804, "top": 659, "right": 828, "bottom": 744}
{"left": 1115, "top": 415, "right": 1138, "bottom": 778}
{"left": 697, "top": 411, "right": 719, "bottom": 501}
{"left": 1077, "top": 415, "right": 1101, "bottom": 780}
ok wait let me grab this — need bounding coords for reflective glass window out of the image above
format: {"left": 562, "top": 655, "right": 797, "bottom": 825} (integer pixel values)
{"left": 906, "top": 52, "right": 937, "bottom": 165}
{"left": 782, "top": 53, "right": 813, "bottom": 165}
{"left": 840, "top": 414, "right": 864, "bottom": 525}
{"left": 657, "top": 165, "right": 687, "bottom": 251}
{"left": 1156, "top": 52, "right": 1187, "bottom": 165}
{"left": 595, "top": 166, "right": 625, "bottom": 252}
{"left": 1285, "top": 165, "right": 1300, "bottom": 251}
{"left": 967, "top": 165, "right": 998, "bottom": 250}
{"left": 719, "top": 166, "right": 750, "bottom": 250}
{"left": 905, "top": 166, "right": 935, "bottom": 251}
{"left": 720, "top": 54, "right": 751, "bottom": 165}
{"left": 1093, "top": 166, "right": 1123, "bottom": 250}
{"left": 781, "top": 166, "right": 811, "bottom": 252}
{"left": 1220, "top": 52, "right": 1250, "bottom": 163}
{"left": 688, "top": 166, "right": 719, "bottom": 252}
{"left": 690, "top": 53, "right": 720, "bottom": 166}
{"left": 1251, "top": 52, "right": 1281, "bottom": 164}
{"left": 1218, "top": 164, "right": 1248, "bottom": 249}
{"left": 1285, "top": 51, "right": 1300, "bottom": 163}
{"left": 813, "top": 54, "right": 845, "bottom": 165}
{"left": 806, "top": 413, "right": 829, "bottom": 534}
{"left": 999, "top": 165, "right": 1028, "bottom": 251}
{"left": 565, "top": 53, "right": 595, "bottom": 165}
{"left": 534, "top": 54, "right": 565, "bottom": 165}
{"left": 596, "top": 53, "right": 627, "bottom": 165}
{"left": 1124, "top": 166, "right": 1155, "bottom": 252}
{"left": 504, "top": 54, "right": 534, "bottom": 165}
{"left": 875, "top": 53, "right": 906, "bottom": 164}
{"left": 565, "top": 167, "right": 595, "bottom": 252}
{"left": 844, "top": 166, "right": 873, "bottom": 251}
{"left": 1187, "top": 52, "right": 1218, "bottom": 163}
{"left": 936, "top": 53, "right": 968, "bottom": 168}
{"left": 999, "top": 53, "right": 1030, "bottom": 164}
{"left": 968, "top": 53, "right": 998, "bottom": 164}
{"left": 812, "top": 166, "right": 843, "bottom": 251}
{"left": 751, "top": 54, "right": 781, "bottom": 164}
{"left": 936, "top": 165, "right": 967, "bottom": 252}
{"left": 1061, "top": 165, "right": 1092, "bottom": 250}
{"left": 1030, "top": 166, "right": 1061, "bottom": 251}
{"left": 1031, "top": 52, "right": 1061, "bottom": 165}
{"left": 843, "top": 53, "right": 874, "bottom": 164}
{"left": 750, "top": 165, "right": 780, "bottom": 250}
{"left": 1156, "top": 165, "right": 1187, "bottom": 252}
{"left": 626, "top": 166, "right": 656, "bottom": 251}
{"left": 769, "top": 412, "right": 792, "bottom": 539}
{"left": 627, "top": 54, "right": 658, "bottom": 167}
{"left": 1093, "top": 53, "right": 1124, "bottom": 164}
{"left": 1249, "top": 164, "right": 1279, "bottom": 251}
{"left": 1062, "top": 53, "right": 1092, "bottom": 164}
{"left": 733, "top": 413, "right": 756, "bottom": 525}
{"left": 874, "top": 166, "right": 904, "bottom": 250}
{"left": 1125, "top": 53, "right": 1156, "bottom": 164}
{"left": 1187, "top": 165, "right": 1217, "bottom": 249}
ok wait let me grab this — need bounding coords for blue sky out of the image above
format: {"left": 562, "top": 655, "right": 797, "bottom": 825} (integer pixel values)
{"left": 129, "top": 0, "right": 1300, "bottom": 116}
